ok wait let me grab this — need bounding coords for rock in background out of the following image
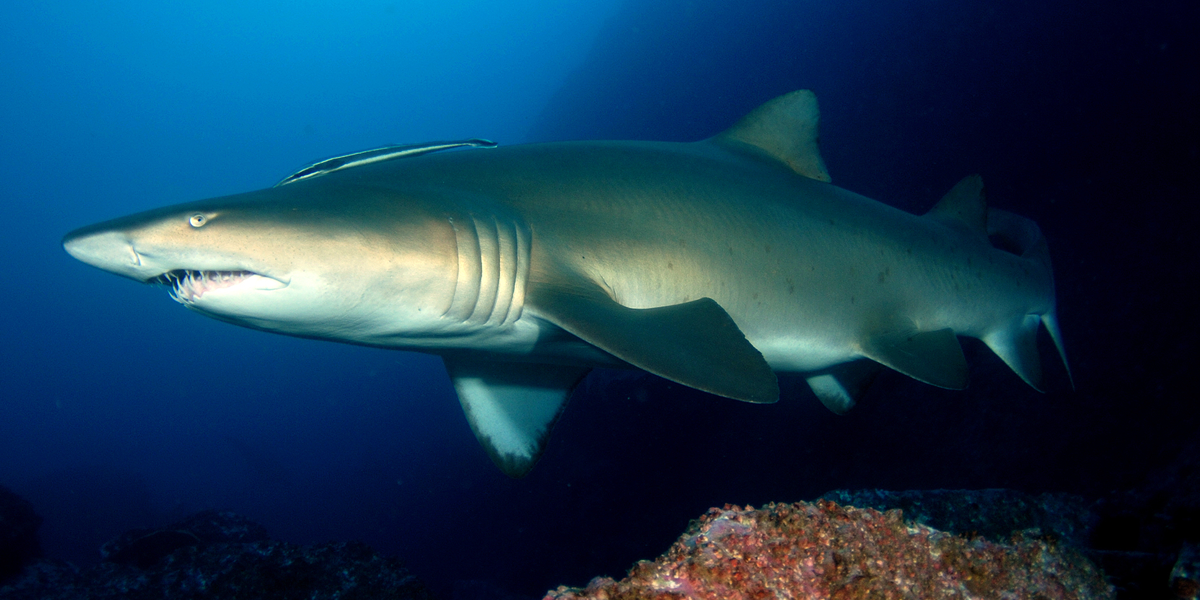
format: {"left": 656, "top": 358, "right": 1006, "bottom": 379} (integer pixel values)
{"left": 0, "top": 509, "right": 433, "bottom": 600}
{"left": 546, "top": 498, "right": 1114, "bottom": 600}
{"left": 0, "top": 485, "right": 42, "bottom": 585}
{"left": 820, "top": 488, "right": 1097, "bottom": 547}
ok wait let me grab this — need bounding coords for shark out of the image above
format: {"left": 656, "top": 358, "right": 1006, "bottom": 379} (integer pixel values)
{"left": 63, "top": 90, "right": 1070, "bottom": 477}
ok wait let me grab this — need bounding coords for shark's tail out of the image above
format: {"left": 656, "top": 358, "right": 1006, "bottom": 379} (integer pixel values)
{"left": 983, "top": 208, "right": 1074, "bottom": 391}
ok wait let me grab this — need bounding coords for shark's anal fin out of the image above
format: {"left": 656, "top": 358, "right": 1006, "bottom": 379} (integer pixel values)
{"left": 804, "top": 359, "right": 883, "bottom": 414}
{"left": 983, "top": 314, "right": 1045, "bottom": 391}
{"left": 860, "top": 327, "right": 969, "bottom": 390}
{"left": 528, "top": 279, "right": 779, "bottom": 404}
{"left": 443, "top": 357, "right": 589, "bottom": 478}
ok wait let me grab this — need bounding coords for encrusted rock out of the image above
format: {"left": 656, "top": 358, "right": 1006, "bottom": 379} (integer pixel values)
{"left": 0, "top": 510, "right": 433, "bottom": 600}
{"left": 821, "top": 488, "right": 1096, "bottom": 546}
{"left": 545, "top": 499, "right": 1115, "bottom": 600}
{"left": 100, "top": 510, "right": 269, "bottom": 568}
{"left": 1172, "top": 542, "right": 1200, "bottom": 599}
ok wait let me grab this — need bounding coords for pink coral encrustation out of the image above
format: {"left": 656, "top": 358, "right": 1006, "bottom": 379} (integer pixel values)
{"left": 544, "top": 499, "right": 1114, "bottom": 600}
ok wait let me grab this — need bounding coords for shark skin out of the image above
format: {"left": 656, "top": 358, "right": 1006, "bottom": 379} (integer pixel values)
{"left": 63, "top": 91, "right": 1071, "bottom": 477}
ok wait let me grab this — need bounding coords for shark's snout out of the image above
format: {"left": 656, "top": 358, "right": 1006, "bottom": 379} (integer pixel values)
{"left": 62, "top": 229, "right": 148, "bottom": 281}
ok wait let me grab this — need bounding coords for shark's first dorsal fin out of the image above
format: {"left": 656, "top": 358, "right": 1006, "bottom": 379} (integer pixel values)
{"left": 711, "top": 90, "right": 831, "bottom": 183}
{"left": 926, "top": 175, "right": 988, "bottom": 237}
{"left": 275, "top": 138, "right": 497, "bottom": 187}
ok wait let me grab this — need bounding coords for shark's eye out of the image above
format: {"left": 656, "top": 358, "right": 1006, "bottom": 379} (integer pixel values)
{"left": 189, "top": 214, "right": 208, "bottom": 228}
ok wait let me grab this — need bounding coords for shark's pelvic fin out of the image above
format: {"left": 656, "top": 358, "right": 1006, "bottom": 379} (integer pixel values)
{"left": 926, "top": 174, "right": 988, "bottom": 237}
{"left": 444, "top": 357, "right": 589, "bottom": 478}
{"left": 860, "top": 326, "right": 969, "bottom": 390}
{"left": 528, "top": 276, "right": 779, "bottom": 404}
{"left": 804, "top": 359, "right": 883, "bottom": 415}
{"left": 710, "top": 89, "right": 831, "bottom": 183}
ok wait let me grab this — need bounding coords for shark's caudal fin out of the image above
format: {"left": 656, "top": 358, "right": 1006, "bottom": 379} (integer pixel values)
{"left": 983, "top": 208, "right": 1074, "bottom": 391}
{"left": 925, "top": 176, "right": 1072, "bottom": 391}
{"left": 834, "top": 176, "right": 1071, "bottom": 397}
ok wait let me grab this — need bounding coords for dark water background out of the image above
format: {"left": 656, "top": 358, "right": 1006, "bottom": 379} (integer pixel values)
{"left": 1, "top": 0, "right": 1196, "bottom": 598}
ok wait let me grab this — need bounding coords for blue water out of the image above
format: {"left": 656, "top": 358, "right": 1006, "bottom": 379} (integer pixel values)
{"left": 1, "top": 0, "right": 1195, "bottom": 598}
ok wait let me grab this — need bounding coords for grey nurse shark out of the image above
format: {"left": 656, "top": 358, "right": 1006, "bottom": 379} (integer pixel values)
{"left": 63, "top": 90, "right": 1071, "bottom": 477}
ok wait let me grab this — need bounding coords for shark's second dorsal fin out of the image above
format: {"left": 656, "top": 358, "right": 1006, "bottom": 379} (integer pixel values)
{"left": 711, "top": 90, "right": 831, "bottom": 183}
{"left": 926, "top": 175, "right": 988, "bottom": 238}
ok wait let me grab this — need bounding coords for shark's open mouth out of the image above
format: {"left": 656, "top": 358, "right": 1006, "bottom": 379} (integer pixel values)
{"left": 153, "top": 270, "right": 261, "bottom": 304}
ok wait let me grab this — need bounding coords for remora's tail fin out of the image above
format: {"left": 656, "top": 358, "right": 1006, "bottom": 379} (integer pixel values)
{"left": 984, "top": 208, "right": 1074, "bottom": 391}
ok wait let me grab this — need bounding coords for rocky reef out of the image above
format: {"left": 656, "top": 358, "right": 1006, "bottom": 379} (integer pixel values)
{"left": 9, "top": 482, "right": 1200, "bottom": 598}
{"left": 545, "top": 498, "right": 1115, "bottom": 600}
{"left": 0, "top": 509, "right": 433, "bottom": 600}
{"left": 820, "top": 488, "right": 1098, "bottom": 547}
{"left": 0, "top": 485, "right": 42, "bottom": 584}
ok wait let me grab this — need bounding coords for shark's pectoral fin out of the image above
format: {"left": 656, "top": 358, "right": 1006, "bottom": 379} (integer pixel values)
{"left": 860, "top": 327, "right": 969, "bottom": 390}
{"left": 528, "top": 278, "right": 778, "bottom": 404}
{"left": 804, "top": 359, "right": 884, "bottom": 414}
{"left": 443, "top": 357, "right": 589, "bottom": 478}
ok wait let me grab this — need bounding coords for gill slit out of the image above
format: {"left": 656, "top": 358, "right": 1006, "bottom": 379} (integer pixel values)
{"left": 444, "top": 214, "right": 530, "bottom": 327}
